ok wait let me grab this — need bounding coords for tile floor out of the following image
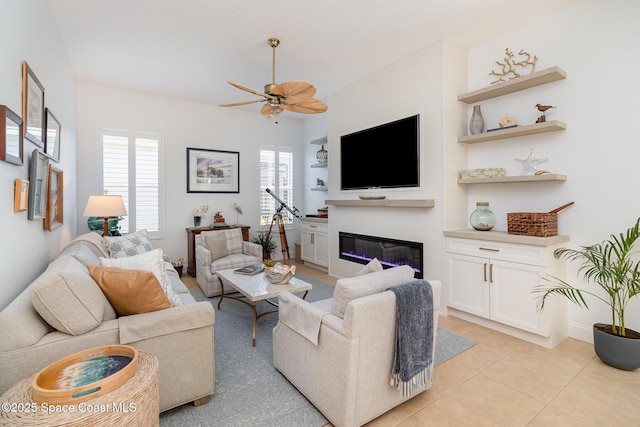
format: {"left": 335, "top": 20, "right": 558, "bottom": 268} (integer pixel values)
{"left": 183, "top": 262, "right": 640, "bottom": 426}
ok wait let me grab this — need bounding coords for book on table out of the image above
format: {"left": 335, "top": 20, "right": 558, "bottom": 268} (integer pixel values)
{"left": 234, "top": 264, "right": 265, "bottom": 275}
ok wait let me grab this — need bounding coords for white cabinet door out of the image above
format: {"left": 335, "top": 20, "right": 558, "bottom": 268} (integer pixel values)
{"left": 446, "top": 253, "right": 490, "bottom": 318}
{"left": 490, "top": 260, "right": 548, "bottom": 336}
{"left": 300, "top": 229, "right": 315, "bottom": 263}
{"left": 314, "top": 232, "right": 329, "bottom": 267}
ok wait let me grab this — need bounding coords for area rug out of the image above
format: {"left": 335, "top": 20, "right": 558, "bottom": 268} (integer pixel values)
{"left": 159, "top": 273, "right": 476, "bottom": 427}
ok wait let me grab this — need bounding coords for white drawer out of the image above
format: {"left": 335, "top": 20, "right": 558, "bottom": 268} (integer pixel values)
{"left": 445, "top": 237, "right": 548, "bottom": 266}
{"left": 300, "top": 222, "right": 328, "bottom": 233}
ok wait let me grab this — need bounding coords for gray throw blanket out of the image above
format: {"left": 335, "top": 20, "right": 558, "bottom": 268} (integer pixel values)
{"left": 387, "top": 279, "right": 434, "bottom": 397}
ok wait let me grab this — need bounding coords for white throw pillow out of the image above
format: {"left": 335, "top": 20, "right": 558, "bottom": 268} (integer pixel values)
{"left": 99, "top": 249, "right": 183, "bottom": 307}
{"left": 205, "top": 232, "right": 229, "bottom": 261}
{"left": 356, "top": 258, "right": 383, "bottom": 276}
{"left": 331, "top": 265, "right": 415, "bottom": 318}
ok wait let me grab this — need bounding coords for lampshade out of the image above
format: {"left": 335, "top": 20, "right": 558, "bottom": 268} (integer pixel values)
{"left": 83, "top": 195, "right": 127, "bottom": 217}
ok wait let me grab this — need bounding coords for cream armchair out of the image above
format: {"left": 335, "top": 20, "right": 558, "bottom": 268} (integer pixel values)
{"left": 195, "top": 228, "right": 263, "bottom": 297}
{"left": 273, "top": 266, "right": 441, "bottom": 427}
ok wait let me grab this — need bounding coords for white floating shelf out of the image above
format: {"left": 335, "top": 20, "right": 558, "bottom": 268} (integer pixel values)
{"left": 458, "top": 121, "right": 566, "bottom": 144}
{"left": 458, "top": 66, "right": 567, "bottom": 104}
{"left": 325, "top": 199, "right": 435, "bottom": 208}
{"left": 458, "top": 174, "right": 567, "bottom": 184}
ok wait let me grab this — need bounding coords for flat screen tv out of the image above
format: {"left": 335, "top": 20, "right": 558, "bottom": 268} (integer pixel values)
{"left": 340, "top": 115, "right": 420, "bottom": 190}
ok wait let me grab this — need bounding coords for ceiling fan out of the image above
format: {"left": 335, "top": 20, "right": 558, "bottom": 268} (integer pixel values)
{"left": 220, "top": 38, "right": 328, "bottom": 118}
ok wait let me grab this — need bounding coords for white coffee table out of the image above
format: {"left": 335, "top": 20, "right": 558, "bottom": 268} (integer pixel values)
{"left": 216, "top": 268, "right": 312, "bottom": 346}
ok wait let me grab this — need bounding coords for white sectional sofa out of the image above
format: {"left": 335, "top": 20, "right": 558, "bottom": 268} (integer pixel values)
{"left": 0, "top": 232, "right": 215, "bottom": 412}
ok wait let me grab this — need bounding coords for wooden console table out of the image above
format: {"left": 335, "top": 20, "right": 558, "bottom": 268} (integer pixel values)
{"left": 186, "top": 225, "right": 250, "bottom": 276}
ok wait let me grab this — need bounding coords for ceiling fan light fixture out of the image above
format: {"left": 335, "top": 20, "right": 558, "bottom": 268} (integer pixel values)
{"left": 220, "top": 37, "right": 328, "bottom": 116}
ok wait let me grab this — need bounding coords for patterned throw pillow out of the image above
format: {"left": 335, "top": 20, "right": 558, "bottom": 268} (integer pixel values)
{"left": 105, "top": 230, "right": 154, "bottom": 258}
{"left": 99, "top": 249, "right": 183, "bottom": 307}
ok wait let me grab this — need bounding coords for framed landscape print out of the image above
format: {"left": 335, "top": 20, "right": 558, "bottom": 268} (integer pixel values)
{"left": 44, "top": 166, "right": 63, "bottom": 231}
{"left": 28, "top": 149, "right": 50, "bottom": 220}
{"left": 186, "top": 147, "right": 239, "bottom": 193}
{"left": 44, "top": 108, "right": 61, "bottom": 162}
{"left": 0, "top": 105, "right": 23, "bottom": 165}
{"left": 22, "top": 61, "right": 45, "bottom": 147}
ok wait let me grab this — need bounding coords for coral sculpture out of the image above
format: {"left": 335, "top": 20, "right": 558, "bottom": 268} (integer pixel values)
{"left": 489, "top": 48, "right": 538, "bottom": 84}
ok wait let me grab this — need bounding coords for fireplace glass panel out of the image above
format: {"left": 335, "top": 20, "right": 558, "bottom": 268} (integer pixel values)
{"left": 339, "top": 232, "right": 423, "bottom": 278}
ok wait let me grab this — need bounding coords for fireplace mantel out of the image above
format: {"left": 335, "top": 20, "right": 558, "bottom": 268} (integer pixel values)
{"left": 325, "top": 199, "right": 435, "bottom": 208}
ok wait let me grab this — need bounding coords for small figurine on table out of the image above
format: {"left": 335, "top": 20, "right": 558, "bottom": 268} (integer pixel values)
{"left": 213, "top": 211, "right": 228, "bottom": 228}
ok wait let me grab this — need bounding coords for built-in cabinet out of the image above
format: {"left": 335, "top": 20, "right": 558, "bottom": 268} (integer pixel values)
{"left": 300, "top": 217, "right": 329, "bottom": 270}
{"left": 444, "top": 230, "right": 569, "bottom": 348}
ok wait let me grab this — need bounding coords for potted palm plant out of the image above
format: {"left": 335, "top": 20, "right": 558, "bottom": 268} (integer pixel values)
{"left": 252, "top": 229, "right": 277, "bottom": 261}
{"left": 534, "top": 217, "right": 640, "bottom": 370}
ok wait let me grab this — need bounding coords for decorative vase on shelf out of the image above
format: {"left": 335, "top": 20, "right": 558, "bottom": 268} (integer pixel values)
{"left": 470, "top": 202, "right": 495, "bottom": 231}
{"left": 469, "top": 105, "right": 485, "bottom": 135}
{"left": 194, "top": 216, "right": 202, "bottom": 227}
{"left": 315, "top": 145, "right": 328, "bottom": 164}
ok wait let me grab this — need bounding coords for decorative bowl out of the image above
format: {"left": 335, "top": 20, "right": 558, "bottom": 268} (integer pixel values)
{"left": 32, "top": 345, "right": 138, "bottom": 405}
{"left": 265, "top": 263, "right": 296, "bottom": 284}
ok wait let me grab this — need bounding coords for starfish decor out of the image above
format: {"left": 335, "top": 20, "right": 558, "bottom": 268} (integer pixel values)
{"left": 514, "top": 148, "right": 548, "bottom": 175}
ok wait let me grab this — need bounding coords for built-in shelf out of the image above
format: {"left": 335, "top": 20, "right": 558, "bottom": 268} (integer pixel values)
{"left": 325, "top": 199, "right": 435, "bottom": 208}
{"left": 311, "top": 162, "right": 328, "bottom": 168}
{"left": 458, "top": 173, "right": 567, "bottom": 184}
{"left": 310, "top": 137, "right": 327, "bottom": 145}
{"left": 458, "top": 66, "right": 567, "bottom": 104}
{"left": 311, "top": 186, "right": 328, "bottom": 191}
{"left": 458, "top": 121, "right": 566, "bottom": 144}
{"left": 444, "top": 229, "right": 570, "bottom": 246}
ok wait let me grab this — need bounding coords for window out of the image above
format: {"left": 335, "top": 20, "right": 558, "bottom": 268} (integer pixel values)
{"left": 101, "top": 128, "right": 162, "bottom": 237}
{"left": 259, "top": 147, "right": 294, "bottom": 227}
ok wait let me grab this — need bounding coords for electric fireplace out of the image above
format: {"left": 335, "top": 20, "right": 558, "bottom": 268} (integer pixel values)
{"left": 339, "top": 232, "right": 423, "bottom": 278}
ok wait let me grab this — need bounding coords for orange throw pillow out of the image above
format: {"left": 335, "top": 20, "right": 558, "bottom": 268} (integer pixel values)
{"left": 88, "top": 265, "right": 171, "bottom": 315}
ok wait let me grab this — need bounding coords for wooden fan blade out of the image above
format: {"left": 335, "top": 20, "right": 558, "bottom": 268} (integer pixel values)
{"left": 280, "top": 98, "right": 328, "bottom": 114}
{"left": 219, "top": 99, "right": 263, "bottom": 107}
{"left": 227, "top": 81, "right": 275, "bottom": 99}
{"left": 261, "top": 104, "right": 283, "bottom": 116}
{"left": 271, "top": 81, "right": 316, "bottom": 104}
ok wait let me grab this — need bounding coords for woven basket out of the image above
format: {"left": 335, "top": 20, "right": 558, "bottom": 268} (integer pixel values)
{"left": 507, "top": 212, "right": 558, "bottom": 237}
{"left": 507, "top": 202, "right": 574, "bottom": 237}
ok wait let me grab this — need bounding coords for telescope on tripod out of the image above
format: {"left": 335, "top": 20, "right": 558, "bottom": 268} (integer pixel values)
{"left": 265, "top": 188, "right": 301, "bottom": 259}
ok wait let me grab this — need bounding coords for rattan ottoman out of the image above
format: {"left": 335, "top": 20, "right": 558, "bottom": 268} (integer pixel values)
{"left": 0, "top": 351, "right": 159, "bottom": 426}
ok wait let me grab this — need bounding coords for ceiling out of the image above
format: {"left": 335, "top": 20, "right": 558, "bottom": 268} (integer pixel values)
{"left": 47, "top": 0, "right": 575, "bottom": 118}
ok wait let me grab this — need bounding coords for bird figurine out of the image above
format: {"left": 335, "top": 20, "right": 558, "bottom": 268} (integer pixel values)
{"left": 535, "top": 104, "right": 556, "bottom": 123}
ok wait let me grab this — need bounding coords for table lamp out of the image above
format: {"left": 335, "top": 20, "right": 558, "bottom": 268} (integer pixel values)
{"left": 83, "top": 193, "right": 127, "bottom": 236}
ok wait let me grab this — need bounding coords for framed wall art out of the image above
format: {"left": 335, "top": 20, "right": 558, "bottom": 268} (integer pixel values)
{"left": 44, "top": 166, "right": 63, "bottom": 231}
{"left": 14, "top": 178, "right": 29, "bottom": 212}
{"left": 44, "top": 108, "right": 61, "bottom": 162}
{"left": 28, "top": 148, "right": 50, "bottom": 220}
{"left": 22, "top": 61, "right": 45, "bottom": 147}
{"left": 0, "top": 105, "right": 23, "bottom": 165}
{"left": 186, "top": 147, "right": 239, "bottom": 193}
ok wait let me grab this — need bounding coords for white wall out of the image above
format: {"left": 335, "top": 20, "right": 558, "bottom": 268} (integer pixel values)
{"left": 0, "top": 0, "right": 77, "bottom": 310}
{"left": 325, "top": 41, "right": 468, "bottom": 284}
{"left": 465, "top": 0, "right": 640, "bottom": 341}
{"left": 75, "top": 83, "right": 304, "bottom": 266}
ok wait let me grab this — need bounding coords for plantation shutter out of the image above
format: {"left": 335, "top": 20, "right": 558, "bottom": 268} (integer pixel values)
{"left": 101, "top": 129, "right": 162, "bottom": 237}
{"left": 259, "top": 147, "right": 294, "bottom": 226}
